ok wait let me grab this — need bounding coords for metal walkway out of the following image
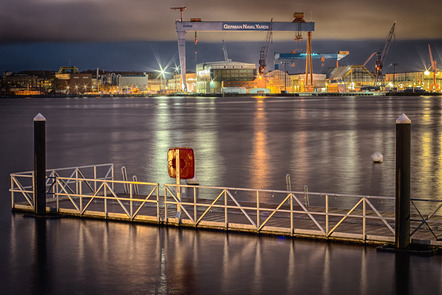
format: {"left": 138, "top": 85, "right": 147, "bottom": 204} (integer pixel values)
{"left": 10, "top": 164, "right": 442, "bottom": 247}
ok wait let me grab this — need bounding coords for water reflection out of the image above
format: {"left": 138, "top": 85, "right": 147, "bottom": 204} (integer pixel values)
{"left": 5, "top": 96, "right": 442, "bottom": 294}
{"left": 395, "top": 253, "right": 410, "bottom": 295}
{"left": 34, "top": 217, "right": 50, "bottom": 294}
{"left": 7, "top": 96, "right": 442, "bottom": 199}
{"left": 250, "top": 100, "right": 268, "bottom": 189}
{"left": 6, "top": 214, "right": 442, "bottom": 294}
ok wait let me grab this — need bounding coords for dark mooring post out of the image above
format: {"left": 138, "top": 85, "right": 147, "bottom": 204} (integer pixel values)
{"left": 395, "top": 113, "right": 411, "bottom": 249}
{"left": 34, "top": 113, "right": 46, "bottom": 216}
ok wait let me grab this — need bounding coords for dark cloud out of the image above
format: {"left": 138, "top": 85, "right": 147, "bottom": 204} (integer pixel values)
{"left": 0, "top": 0, "right": 441, "bottom": 43}
{"left": 0, "top": 0, "right": 440, "bottom": 73}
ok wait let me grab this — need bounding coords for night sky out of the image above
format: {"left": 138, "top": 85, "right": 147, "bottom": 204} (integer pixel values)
{"left": 1, "top": 0, "right": 441, "bottom": 74}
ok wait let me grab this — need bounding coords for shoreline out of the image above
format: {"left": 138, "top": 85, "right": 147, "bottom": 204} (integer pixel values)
{"left": 0, "top": 91, "right": 440, "bottom": 99}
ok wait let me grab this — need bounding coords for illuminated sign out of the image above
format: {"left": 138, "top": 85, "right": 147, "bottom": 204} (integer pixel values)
{"left": 223, "top": 22, "right": 270, "bottom": 31}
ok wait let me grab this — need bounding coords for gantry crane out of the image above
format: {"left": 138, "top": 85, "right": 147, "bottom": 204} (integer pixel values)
{"left": 170, "top": 6, "right": 187, "bottom": 21}
{"left": 258, "top": 19, "right": 273, "bottom": 76}
{"left": 175, "top": 15, "right": 314, "bottom": 91}
{"left": 428, "top": 44, "right": 439, "bottom": 91}
{"left": 375, "top": 21, "right": 396, "bottom": 82}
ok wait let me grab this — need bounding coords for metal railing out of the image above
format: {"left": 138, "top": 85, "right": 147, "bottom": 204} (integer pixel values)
{"left": 9, "top": 164, "right": 442, "bottom": 245}
{"left": 10, "top": 163, "right": 115, "bottom": 211}
{"left": 50, "top": 176, "right": 159, "bottom": 221}
{"left": 164, "top": 183, "right": 397, "bottom": 242}
{"left": 163, "top": 184, "right": 442, "bottom": 244}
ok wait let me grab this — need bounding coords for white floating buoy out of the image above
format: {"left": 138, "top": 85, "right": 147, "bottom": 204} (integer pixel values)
{"left": 371, "top": 152, "right": 383, "bottom": 163}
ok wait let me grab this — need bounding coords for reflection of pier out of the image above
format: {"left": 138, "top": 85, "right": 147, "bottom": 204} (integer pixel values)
{"left": 10, "top": 163, "right": 442, "bottom": 247}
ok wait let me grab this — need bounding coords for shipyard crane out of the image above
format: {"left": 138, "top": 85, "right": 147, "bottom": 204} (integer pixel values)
{"left": 375, "top": 21, "right": 396, "bottom": 82}
{"left": 363, "top": 52, "right": 377, "bottom": 67}
{"left": 222, "top": 40, "right": 231, "bottom": 62}
{"left": 258, "top": 19, "right": 273, "bottom": 76}
{"left": 428, "top": 44, "right": 439, "bottom": 91}
{"left": 170, "top": 6, "right": 187, "bottom": 21}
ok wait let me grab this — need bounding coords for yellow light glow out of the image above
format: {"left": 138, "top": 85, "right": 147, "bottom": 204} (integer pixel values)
{"left": 425, "top": 70, "right": 430, "bottom": 76}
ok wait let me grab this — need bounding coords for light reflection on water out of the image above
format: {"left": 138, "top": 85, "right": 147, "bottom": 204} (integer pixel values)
{"left": 2, "top": 95, "right": 442, "bottom": 201}
{"left": 2, "top": 96, "right": 442, "bottom": 294}
{"left": 6, "top": 214, "right": 442, "bottom": 294}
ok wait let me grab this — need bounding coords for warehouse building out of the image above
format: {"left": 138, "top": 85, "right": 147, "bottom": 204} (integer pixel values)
{"left": 118, "top": 73, "right": 149, "bottom": 93}
{"left": 196, "top": 61, "right": 256, "bottom": 94}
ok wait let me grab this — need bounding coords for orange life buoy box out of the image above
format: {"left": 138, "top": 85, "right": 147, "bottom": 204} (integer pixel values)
{"left": 167, "top": 147, "right": 195, "bottom": 179}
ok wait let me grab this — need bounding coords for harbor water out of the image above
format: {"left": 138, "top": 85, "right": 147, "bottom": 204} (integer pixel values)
{"left": 1, "top": 95, "right": 442, "bottom": 294}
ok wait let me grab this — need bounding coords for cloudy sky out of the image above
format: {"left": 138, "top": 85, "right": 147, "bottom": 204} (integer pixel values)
{"left": 0, "top": 0, "right": 441, "bottom": 72}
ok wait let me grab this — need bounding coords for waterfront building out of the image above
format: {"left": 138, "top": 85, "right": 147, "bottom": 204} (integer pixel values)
{"left": 118, "top": 73, "right": 148, "bottom": 94}
{"left": 322, "top": 65, "right": 375, "bottom": 92}
{"left": 196, "top": 61, "right": 256, "bottom": 94}
{"left": 289, "top": 73, "right": 327, "bottom": 93}
{"left": 148, "top": 79, "right": 162, "bottom": 93}
{"left": 385, "top": 71, "right": 441, "bottom": 92}
{"left": 263, "top": 70, "right": 290, "bottom": 93}
{"left": 2, "top": 71, "right": 55, "bottom": 95}
{"left": 55, "top": 66, "right": 92, "bottom": 94}
{"left": 168, "top": 73, "right": 197, "bottom": 93}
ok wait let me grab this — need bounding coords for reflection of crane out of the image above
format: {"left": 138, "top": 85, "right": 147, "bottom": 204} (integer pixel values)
{"left": 375, "top": 21, "right": 396, "bottom": 81}
{"left": 258, "top": 19, "right": 273, "bottom": 76}
{"left": 428, "top": 44, "right": 439, "bottom": 91}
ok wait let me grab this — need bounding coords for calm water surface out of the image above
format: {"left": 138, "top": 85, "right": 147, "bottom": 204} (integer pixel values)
{"left": 1, "top": 96, "right": 442, "bottom": 294}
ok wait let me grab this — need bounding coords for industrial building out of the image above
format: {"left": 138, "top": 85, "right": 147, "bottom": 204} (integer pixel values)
{"left": 168, "top": 73, "right": 197, "bottom": 93}
{"left": 290, "top": 73, "right": 327, "bottom": 93}
{"left": 55, "top": 66, "right": 92, "bottom": 94}
{"left": 263, "top": 70, "right": 290, "bottom": 94}
{"left": 385, "top": 71, "right": 441, "bottom": 92}
{"left": 1, "top": 71, "right": 54, "bottom": 95}
{"left": 322, "top": 65, "right": 375, "bottom": 92}
{"left": 118, "top": 73, "right": 149, "bottom": 93}
{"left": 196, "top": 61, "right": 256, "bottom": 94}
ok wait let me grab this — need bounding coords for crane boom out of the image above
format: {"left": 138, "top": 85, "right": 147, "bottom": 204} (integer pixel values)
{"left": 258, "top": 19, "right": 273, "bottom": 76}
{"left": 375, "top": 21, "right": 396, "bottom": 81}
{"left": 222, "top": 40, "right": 230, "bottom": 62}
{"left": 363, "top": 52, "right": 377, "bottom": 67}
{"left": 428, "top": 44, "right": 436, "bottom": 70}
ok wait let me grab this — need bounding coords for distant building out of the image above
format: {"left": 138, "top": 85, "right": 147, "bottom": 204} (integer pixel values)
{"left": 196, "top": 61, "right": 256, "bottom": 94}
{"left": 2, "top": 71, "right": 55, "bottom": 95}
{"left": 168, "top": 73, "right": 197, "bottom": 93}
{"left": 322, "top": 65, "right": 375, "bottom": 92}
{"left": 55, "top": 66, "right": 92, "bottom": 94}
{"left": 263, "top": 70, "right": 290, "bottom": 93}
{"left": 290, "top": 73, "right": 327, "bottom": 93}
{"left": 118, "top": 73, "right": 149, "bottom": 93}
{"left": 385, "top": 71, "right": 441, "bottom": 92}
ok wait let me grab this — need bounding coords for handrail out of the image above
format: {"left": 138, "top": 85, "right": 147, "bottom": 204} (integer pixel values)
{"left": 9, "top": 163, "right": 442, "bottom": 244}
